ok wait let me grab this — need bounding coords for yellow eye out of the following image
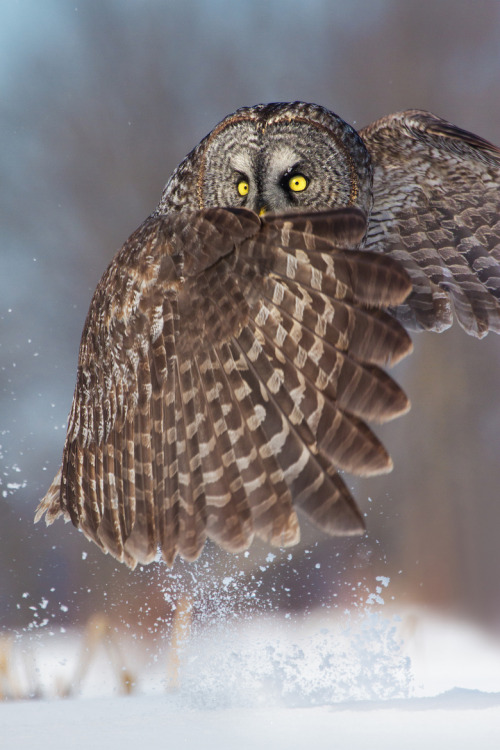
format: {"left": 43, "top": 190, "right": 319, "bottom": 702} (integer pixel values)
{"left": 288, "top": 174, "right": 308, "bottom": 192}
{"left": 237, "top": 179, "right": 249, "bottom": 196}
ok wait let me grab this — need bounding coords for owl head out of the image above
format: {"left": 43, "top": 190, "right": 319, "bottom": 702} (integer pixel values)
{"left": 156, "top": 102, "right": 373, "bottom": 218}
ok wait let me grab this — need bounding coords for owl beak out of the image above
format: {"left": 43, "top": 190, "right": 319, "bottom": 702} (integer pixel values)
{"left": 258, "top": 206, "right": 267, "bottom": 217}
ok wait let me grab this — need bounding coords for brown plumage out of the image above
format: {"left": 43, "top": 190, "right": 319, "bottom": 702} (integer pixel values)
{"left": 361, "top": 110, "right": 500, "bottom": 336}
{"left": 36, "top": 102, "right": 500, "bottom": 568}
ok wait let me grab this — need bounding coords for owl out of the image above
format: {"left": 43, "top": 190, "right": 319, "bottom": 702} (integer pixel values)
{"left": 36, "top": 102, "right": 500, "bottom": 568}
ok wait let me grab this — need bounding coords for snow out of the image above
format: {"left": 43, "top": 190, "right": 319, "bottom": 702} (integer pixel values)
{"left": 2, "top": 691, "right": 500, "bottom": 750}
{"left": 2, "top": 608, "right": 500, "bottom": 749}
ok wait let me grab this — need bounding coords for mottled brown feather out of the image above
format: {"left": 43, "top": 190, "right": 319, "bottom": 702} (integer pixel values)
{"left": 36, "top": 207, "right": 415, "bottom": 567}
{"left": 361, "top": 110, "right": 500, "bottom": 337}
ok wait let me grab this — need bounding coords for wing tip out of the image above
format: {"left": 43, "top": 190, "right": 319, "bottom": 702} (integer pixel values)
{"left": 35, "top": 467, "right": 64, "bottom": 526}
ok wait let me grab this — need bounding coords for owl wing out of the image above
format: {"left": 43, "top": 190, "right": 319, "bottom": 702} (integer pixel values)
{"left": 36, "top": 206, "right": 412, "bottom": 568}
{"left": 360, "top": 110, "right": 500, "bottom": 337}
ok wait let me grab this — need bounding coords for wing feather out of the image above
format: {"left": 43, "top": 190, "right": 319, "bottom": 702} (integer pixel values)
{"left": 206, "top": 339, "right": 300, "bottom": 548}
{"left": 36, "top": 207, "right": 413, "bottom": 567}
{"left": 361, "top": 110, "right": 500, "bottom": 337}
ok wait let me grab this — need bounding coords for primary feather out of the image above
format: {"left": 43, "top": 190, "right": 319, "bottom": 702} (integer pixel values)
{"left": 37, "top": 207, "right": 412, "bottom": 567}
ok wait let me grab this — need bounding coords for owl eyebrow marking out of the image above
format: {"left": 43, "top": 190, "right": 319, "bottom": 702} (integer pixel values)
{"left": 287, "top": 162, "right": 301, "bottom": 172}
{"left": 230, "top": 152, "right": 253, "bottom": 176}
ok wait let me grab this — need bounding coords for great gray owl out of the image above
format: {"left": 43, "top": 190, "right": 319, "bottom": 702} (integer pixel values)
{"left": 36, "top": 102, "right": 500, "bottom": 568}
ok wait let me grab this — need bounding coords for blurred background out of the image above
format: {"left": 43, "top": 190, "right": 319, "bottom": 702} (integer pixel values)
{"left": 1, "top": 0, "right": 500, "bottom": 654}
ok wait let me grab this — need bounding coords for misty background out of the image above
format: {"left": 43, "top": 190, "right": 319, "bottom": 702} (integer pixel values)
{"left": 1, "top": 0, "right": 500, "bottom": 640}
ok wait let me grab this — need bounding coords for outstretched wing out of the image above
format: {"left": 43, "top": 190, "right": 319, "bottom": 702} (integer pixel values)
{"left": 360, "top": 110, "right": 500, "bottom": 337}
{"left": 36, "top": 207, "right": 412, "bottom": 568}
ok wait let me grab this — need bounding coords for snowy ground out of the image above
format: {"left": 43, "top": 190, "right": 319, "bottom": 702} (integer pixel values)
{"left": 2, "top": 605, "right": 500, "bottom": 749}
{"left": 4, "top": 691, "right": 500, "bottom": 750}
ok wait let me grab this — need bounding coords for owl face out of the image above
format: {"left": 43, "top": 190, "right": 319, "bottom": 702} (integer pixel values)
{"left": 158, "top": 102, "right": 373, "bottom": 217}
